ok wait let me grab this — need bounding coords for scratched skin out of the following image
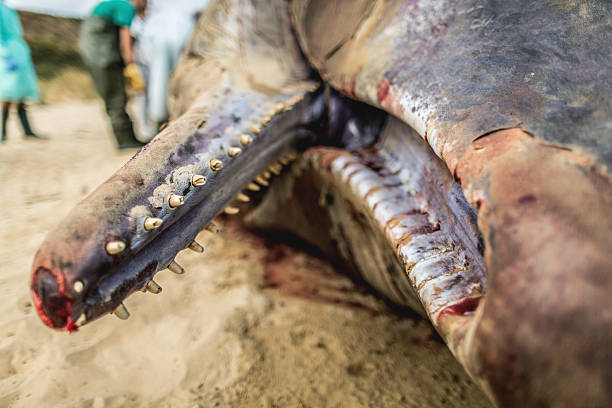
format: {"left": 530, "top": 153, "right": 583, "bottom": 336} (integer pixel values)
{"left": 31, "top": 1, "right": 611, "bottom": 407}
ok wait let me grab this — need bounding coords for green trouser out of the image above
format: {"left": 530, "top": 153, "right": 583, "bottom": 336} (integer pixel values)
{"left": 85, "top": 62, "right": 140, "bottom": 148}
{"left": 80, "top": 15, "right": 140, "bottom": 149}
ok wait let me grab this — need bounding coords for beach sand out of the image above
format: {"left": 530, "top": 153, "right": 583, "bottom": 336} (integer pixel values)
{"left": 0, "top": 101, "right": 491, "bottom": 407}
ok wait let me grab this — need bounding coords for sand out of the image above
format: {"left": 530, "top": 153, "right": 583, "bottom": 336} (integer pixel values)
{"left": 0, "top": 101, "right": 491, "bottom": 407}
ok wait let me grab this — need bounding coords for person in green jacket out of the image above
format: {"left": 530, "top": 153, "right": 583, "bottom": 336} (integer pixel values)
{"left": 80, "top": 0, "right": 147, "bottom": 149}
{"left": 0, "top": 1, "right": 43, "bottom": 142}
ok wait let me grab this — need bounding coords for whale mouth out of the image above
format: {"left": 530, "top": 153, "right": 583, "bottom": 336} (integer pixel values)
{"left": 29, "top": 82, "right": 486, "bottom": 336}
{"left": 29, "top": 87, "right": 399, "bottom": 331}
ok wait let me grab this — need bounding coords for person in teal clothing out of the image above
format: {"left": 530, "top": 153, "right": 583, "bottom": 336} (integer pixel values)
{"left": 0, "top": 1, "right": 44, "bottom": 142}
{"left": 80, "top": 0, "right": 147, "bottom": 149}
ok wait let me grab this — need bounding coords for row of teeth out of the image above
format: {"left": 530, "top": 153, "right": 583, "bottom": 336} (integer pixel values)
{"left": 77, "top": 152, "right": 298, "bottom": 324}
{"left": 71, "top": 88, "right": 315, "bottom": 327}
{"left": 102, "top": 134, "right": 255, "bottom": 257}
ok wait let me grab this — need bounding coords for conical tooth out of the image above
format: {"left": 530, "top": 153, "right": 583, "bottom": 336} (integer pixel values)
{"left": 205, "top": 222, "right": 222, "bottom": 233}
{"left": 249, "top": 124, "right": 262, "bottom": 134}
{"left": 146, "top": 280, "right": 162, "bottom": 294}
{"left": 279, "top": 157, "right": 291, "bottom": 166}
{"left": 189, "top": 240, "right": 204, "bottom": 253}
{"left": 224, "top": 206, "right": 240, "bottom": 215}
{"left": 113, "top": 303, "right": 130, "bottom": 320}
{"left": 286, "top": 153, "right": 298, "bottom": 161}
{"left": 144, "top": 217, "right": 163, "bottom": 231}
{"left": 262, "top": 171, "right": 271, "bottom": 179}
{"left": 269, "top": 163, "right": 282, "bottom": 175}
{"left": 191, "top": 174, "right": 207, "bottom": 187}
{"left": 254, "top": 176, "right": 269, "bottom": 187}
{"left": 106, "top": 240, "right": 126, "bottom": 255}
{"left": 73, "top": 280, "right": 84, "bottom": 293}
{"left": 236, "top": 193, "right": 250, "bottom": 203}
{"left": 240, "top": 134, "right": 253, "bottom": 146}
{"left": 75, "top": 313, "right": 87, "bottom": 326}
{"left": 169, "top": 194, "right": 185, "bottom": 208}
{"left": 210, "top": 159, "right": 223, "bottom": 171}
{"left": 168, "top": 260, "right": 185, "bottom": 275}
{"left": 246, "top": 183, "right": 261, "bottom": 192}
{"left": 227, "top": 147, "right": 242, "bottom": 157}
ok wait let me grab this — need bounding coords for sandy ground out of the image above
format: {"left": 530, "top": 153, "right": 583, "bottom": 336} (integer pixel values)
{"left": 0, "top": 101, "right": 491, "bottom": 407}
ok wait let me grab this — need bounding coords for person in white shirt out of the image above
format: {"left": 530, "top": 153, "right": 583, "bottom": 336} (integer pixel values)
{"left": 132, "top": 0, "right": 209, "bottom": 138}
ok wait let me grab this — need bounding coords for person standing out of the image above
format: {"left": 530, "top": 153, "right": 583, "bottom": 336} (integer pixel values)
{"left": 129, "top": 7, "right": 155, "bottom": 141}
{"left": 140, "top": 0, "right": 209, "bottom": 130}
{"left": 79, "top": 0, "right": 147, "bottom": 149}
{"left": 0, "top": 0, "right": 43, "bottom": 143}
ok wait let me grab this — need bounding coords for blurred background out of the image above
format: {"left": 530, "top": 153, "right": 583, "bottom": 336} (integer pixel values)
{"left": 7, "top": 6, "right": 97, "bottom": 103}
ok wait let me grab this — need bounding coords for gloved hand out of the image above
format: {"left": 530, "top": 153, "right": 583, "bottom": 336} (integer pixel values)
{"left": 123, "top": 63, "right": 146, "bottom": 93}
{"left": 5, "top": 58, "right": 19, "bottom": 71}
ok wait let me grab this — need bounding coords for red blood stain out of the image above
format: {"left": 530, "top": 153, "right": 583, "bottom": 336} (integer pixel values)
{"left": 436, "top": 296, "right": 482, "bottom": 325}
{"left": 377, "top": 79, "right": 391, "bottom": 103}
{"left": 65, "top": 316, "right": 78, "bottom": 333}
{"left": 31, "top": 265, "right": 73, "bottom": 330}
{"left": 262, "top": 243, "right": 381, "bottom": 315}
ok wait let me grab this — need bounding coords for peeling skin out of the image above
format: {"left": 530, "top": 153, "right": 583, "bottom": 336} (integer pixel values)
{"left": 454, "top": 128, "right": 612, "bottom": 407}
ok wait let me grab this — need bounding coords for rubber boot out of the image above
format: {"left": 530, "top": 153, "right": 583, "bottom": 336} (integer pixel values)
{"left": 1, "top": 106, "right": 8, "bottom": 142}
{"left": 18, "top": 106, "right": 46, "bottom": 140}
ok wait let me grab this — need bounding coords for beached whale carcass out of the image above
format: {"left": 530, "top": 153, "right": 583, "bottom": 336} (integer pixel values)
{"left": 30, "top": 1, "right": 612, "bottom": 407}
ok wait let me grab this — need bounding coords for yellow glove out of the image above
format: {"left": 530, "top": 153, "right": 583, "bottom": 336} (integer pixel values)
{"left": 123, "top": 63, "right": 146, "bottom": 93}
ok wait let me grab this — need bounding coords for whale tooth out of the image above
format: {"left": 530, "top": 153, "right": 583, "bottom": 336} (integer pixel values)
{"left": 236, "top": 193, "right": 250, "bottom": 203}
{"left": 168, "top": 260, "right": 185, "bottom": 275}
{"left": 144, "top": 217, "right": 163, "bottom": 231}
{"left": 146, "top": 280, "right": 162, "bottom": 294}
{"left": 228, "top": 147, "right": 242, "bottom": 157}
{"left": 113, "top": 303, "right": 130, "bottom": 320}
{"left": 246, "top": 183, "right": 261, "bottom": 192}
{"left": 205, "top": 222, "right": 221, "bottom": 233}
{"left": 250, "top": 124, "right": 262, "bottom": 134}
{"left": 269, "top": 163, "right": 282, "bottom": 175}
{"left": 254, "top": 176, "right": 269, "bottom": 187}
{"left": 73, "top": 280, "right": 84, "bottom": 293}
{"left": 224, "top": 206, "right": 240, "bottom": 215}
{"left": 262, "top": 171, "right": 272, "bottom": 179}
{"left": 75, "top": 314, "right": 87, "bottom": 326}
{"left": 191, "top": 175, "right": 207, "bottom": 187}
{"left": 106, "top": 240, "right": 126, "bottom": 255}
{"left": 279, "top": 157, "right": 291, "bottom": 166}
{"left": 188, "top": 240, "right": 204, "bottom": 253}
{"left": 240, "top": 134, "right": 253, "bottom": 146}
{"left": 169, "top": 194, "right": 185, "bottom": 208}
{"left": 210, "top": 159, "right": 223, "bottom": 171}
